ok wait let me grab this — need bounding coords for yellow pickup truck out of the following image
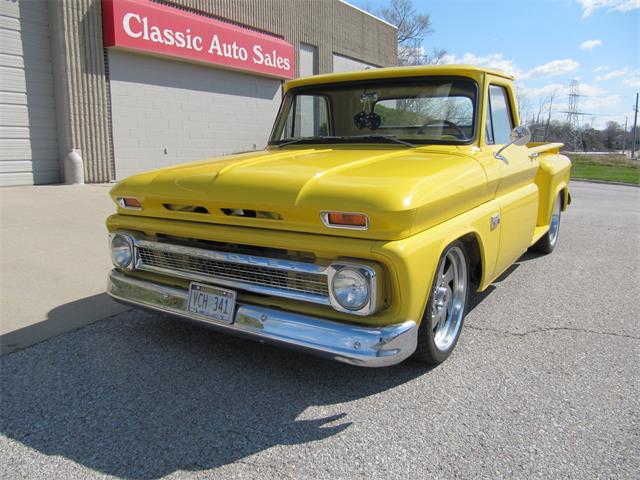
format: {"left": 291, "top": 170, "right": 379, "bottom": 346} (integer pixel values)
{"left": 106, "top": 65, "right": 571, "bottom": 367}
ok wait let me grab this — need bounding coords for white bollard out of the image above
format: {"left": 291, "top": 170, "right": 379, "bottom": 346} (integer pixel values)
{"left": 64, "top": 149, "right": 85, "bottom": 184}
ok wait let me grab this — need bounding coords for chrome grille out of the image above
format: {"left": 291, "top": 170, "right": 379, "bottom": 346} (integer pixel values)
{"left": 134, "top": 241, "right": 330, "bottom": 304}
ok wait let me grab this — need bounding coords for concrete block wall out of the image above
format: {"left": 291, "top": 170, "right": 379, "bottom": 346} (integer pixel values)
{"left": 49, "top": 0, "right": 397, "bottom": 183}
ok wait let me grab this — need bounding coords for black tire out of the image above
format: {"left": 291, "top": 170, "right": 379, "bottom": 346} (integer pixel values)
{"left": 413, "top": 240, "right": 470, "bottom": 365}
{"left": 531, "top": 193, "right": 562, "bottom": 254}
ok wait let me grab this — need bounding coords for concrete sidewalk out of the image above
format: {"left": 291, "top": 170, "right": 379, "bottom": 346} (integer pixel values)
{"left": 0, "top": 184, "right": 128, "bottom": 354}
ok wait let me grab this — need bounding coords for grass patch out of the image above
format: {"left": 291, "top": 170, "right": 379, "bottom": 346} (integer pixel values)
{"left": 565, "top": 153, "right": 640, "bottom": 185}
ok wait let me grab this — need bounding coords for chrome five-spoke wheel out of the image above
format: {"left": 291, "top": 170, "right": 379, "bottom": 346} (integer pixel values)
{"left": 414, "top": 240, "right": 470, "bottom": 365}
{"left": 532, "top": 192, "right": 562, "bottom": 254}
{"left": 431, "top": 246, "right": 467, "bottom": 351}
{"left": 548, "top": 195, "right": 561, "bottom": 248}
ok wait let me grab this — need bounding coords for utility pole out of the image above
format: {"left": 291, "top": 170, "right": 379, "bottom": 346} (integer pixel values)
{"left": 622, "top": 117, "right": 628, "bottom": 154}
{"left": 632, "top": 93, "right": 639, "bottom": 159}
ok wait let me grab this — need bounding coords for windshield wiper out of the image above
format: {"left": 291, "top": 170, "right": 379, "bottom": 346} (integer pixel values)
{"left": 274, "top": 134, "right": 415, "bottom": 148}
{"left": 274, "top": 136, "right": 340, "bottom": 148}
{"left": 344, "top": 135, "right": 416, "bottom": 147}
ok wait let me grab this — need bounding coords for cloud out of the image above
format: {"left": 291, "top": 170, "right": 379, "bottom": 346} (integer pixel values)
{"left": 593, "top": 66, "right": 609, "bottom": 72}
{"left": 579, "top": 83, "right": 608, "bottom": 95}
{"left": 520, "top": 59, "right": 580, "bottom": 80}
{"left": 581, "top": 94, "right": 621, "bottom": 110}
{"left": 596, "top": 67, "right": 629, "bottom": 81}
{"left": 520, "top": 82, "right": 607, "bottom": 101}
{"left": 441, "top": 54, "right": 580, "bottom": 81}
{"left": 578, "top": 0, "right": 640, "bottom": 19}
{"left": 580, "top": 39, "right": 603, "bottom": 50}
{"left": 521, "top": 83, "right": 567, "bottom": 98}
{"left": 621, "top": 70, "right": 640, "bottom": 88}
{"left": 440, "top": 53, "right": 520, "bottom": 77}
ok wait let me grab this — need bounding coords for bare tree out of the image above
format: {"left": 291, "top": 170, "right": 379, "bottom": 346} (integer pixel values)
{"left": 526, "top": 92, "right": 557, "bottom": 141}
{"left": 425, "top": 47, "right": 449, "bottom": 65}
{"left": 542, "top": 93, "right": 555, "bottom": 141}
{"left": 376, "top": 0, "right": 438, "bottom": 65}
{"left": 516, "top": 88, "right": 532, "bottom": 127}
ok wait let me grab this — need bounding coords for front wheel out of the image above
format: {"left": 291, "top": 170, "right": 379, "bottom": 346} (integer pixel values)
{"left": 531, "top": 193, "right": 562, "bottom": 254}
{"left": 413, "top": 241, "right": 470, "bottom": 365}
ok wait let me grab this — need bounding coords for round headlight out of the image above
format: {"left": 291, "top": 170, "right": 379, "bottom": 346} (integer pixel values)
{"left": 110, "top": 234, "right": 133, "bottom": 268}
{"left": 331, "top": 268, "right": 369, "bottom": 311}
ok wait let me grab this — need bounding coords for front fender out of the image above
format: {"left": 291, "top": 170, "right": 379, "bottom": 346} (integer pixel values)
{"left": 370, "top": 199, "right": 501, "bottom": 326}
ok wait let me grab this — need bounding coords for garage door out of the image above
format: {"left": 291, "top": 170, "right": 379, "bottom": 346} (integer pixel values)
{"left": 0, "top": 1, "right": 59, "bottom": 186}
{"left": 108, "top": 51, "right": 282, "bottom": 180}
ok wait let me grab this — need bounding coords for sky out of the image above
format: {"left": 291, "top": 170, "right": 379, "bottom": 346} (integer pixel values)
{"left": 351, "top": 0, "right": 640, "bottom": 129}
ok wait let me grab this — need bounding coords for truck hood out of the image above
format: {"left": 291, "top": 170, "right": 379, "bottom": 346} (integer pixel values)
{"left": 110, "top": 145, "right": 490, "bottom": 241}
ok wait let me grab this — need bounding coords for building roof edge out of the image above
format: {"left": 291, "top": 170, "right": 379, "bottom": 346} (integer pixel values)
{"left": 338, "top": 0, "right": 397, "bottom": 29}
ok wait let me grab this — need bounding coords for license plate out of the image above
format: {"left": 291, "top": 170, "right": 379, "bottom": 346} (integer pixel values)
{"left": 187, "top": 283, "right": 236, "bottom": 324}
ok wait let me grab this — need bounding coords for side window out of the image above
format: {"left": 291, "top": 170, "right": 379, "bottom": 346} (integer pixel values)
{"left": 486, "top": 85, "right": 513, "bottom": 145}
{"left": 281, "top": 95, "right": 329, "bottom": 139}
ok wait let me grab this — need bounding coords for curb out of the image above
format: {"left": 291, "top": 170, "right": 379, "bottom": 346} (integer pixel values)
{"left": 571, "top": 178, "right": 639, "bottom": 188}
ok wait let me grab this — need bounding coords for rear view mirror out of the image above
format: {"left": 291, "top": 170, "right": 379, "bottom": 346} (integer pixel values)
{"left": 494, "top": 125, "right": 532, "bottom": 164}
{"left": 511, "top": 125, "right": 531, "bottom": 146}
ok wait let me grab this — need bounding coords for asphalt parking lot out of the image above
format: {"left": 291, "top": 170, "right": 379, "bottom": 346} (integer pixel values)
{"left": 1, "top": 181, "right": 639, "bottom": 479}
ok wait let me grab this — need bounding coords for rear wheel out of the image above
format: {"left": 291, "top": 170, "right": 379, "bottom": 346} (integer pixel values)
{"left": 531, "top": 193, "right": 562, "bottom": 254}
{"left": 413, "top": 241, "right": 470, "bottom": 365}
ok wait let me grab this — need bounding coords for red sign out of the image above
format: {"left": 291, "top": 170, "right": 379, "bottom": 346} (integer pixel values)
{"left": 102, "top": 0, "right": 294, "bottom": 79}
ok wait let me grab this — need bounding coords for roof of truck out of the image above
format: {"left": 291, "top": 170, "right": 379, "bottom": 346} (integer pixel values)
{"left": 284, "top": 64, "right": 514, "bottom": 92}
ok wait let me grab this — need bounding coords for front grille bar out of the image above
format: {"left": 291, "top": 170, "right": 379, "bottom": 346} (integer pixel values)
{"left": 132, "top": 238, "right": 331, "bottom": 305}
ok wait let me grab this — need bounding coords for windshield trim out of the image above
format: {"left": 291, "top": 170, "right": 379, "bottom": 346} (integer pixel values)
{"left": 268, "top": 75, "right": 480, "bottom": 147}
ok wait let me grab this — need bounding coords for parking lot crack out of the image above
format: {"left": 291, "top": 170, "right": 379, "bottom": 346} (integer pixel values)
{"left": 466, "top": 324, "right": 640, "bottom": 341}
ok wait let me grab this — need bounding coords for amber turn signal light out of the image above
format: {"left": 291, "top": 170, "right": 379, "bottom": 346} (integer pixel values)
{"left": 117, "top": 197, "right": 142, "bottom": 209}
{"left": 322, "top": 211, "right": 369, "bottom": 229}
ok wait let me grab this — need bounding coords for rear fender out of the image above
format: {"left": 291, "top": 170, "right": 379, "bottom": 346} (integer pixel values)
{"left": 534, "top": 153, "right": 572, "bottom": 225}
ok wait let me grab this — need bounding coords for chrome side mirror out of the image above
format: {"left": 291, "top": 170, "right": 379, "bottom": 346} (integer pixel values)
{"left": 494, "top": 125, "right": 531, "bottom": 164}
{"left": 511, "top": 125, "right": 532, "bottom": 146}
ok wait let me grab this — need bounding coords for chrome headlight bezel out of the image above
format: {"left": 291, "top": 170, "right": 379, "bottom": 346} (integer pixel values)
{"left": 109, "top": 232, "right": 135, "bottom": 270}
{"left": 327, "top": 263, "right": 379, "bottom": 316}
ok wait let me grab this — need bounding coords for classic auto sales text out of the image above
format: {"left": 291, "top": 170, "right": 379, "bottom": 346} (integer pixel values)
{"left": 122, "top": 13, "right": 291, "bottom": 71}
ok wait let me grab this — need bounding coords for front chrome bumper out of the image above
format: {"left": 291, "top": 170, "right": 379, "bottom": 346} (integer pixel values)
{"left": 107, "top": 270, "right": 417, "bottom": 367}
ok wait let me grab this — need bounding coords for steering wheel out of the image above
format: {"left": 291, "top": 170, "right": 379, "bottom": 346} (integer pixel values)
{"left": 419, "top": 119, "right": 466, "bottom": 139}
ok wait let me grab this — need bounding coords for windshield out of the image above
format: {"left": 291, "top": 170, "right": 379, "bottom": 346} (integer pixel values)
{"left": 269, "top": 76, "right": 478, "bottom": 146}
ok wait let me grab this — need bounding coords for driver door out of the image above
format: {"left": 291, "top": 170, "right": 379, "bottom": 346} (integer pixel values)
{"left": 484, "top": 84, "right": 539, "bottom": 277}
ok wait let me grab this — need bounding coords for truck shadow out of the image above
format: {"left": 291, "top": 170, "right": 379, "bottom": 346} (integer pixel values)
{"left": 0, "top": 308, "right": 427, "bottom": 479}
{"left": 467, "top": 250, "right": 542, "bottom": 314}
